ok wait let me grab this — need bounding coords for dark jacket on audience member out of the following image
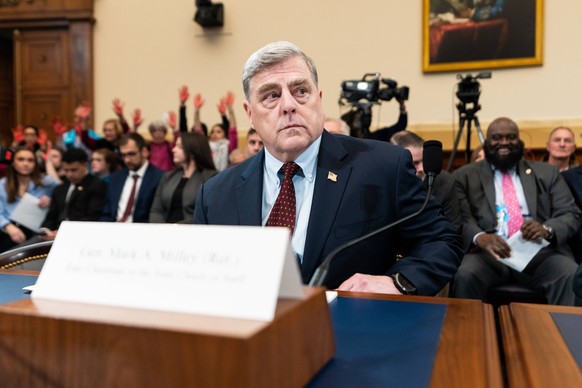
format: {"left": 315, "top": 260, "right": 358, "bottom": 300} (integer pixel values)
{"left": 100, "top": 164, "right": 164, "bottom": 223}
{"left": 562, "top": 166, "right": 582, "bottom": 262}
{"left": 42, "top": 174, "right": 107, "bottom": 230}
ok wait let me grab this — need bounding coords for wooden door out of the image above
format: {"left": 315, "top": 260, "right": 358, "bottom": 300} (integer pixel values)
{"left": 14, "top": 28, "right": 72, "bottom": 144}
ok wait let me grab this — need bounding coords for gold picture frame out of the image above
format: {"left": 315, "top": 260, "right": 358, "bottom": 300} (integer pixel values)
{"left": 423, "top": 0, "right": 543, "bottom": 73}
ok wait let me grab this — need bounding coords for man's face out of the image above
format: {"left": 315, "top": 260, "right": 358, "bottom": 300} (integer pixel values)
{"left": 243, "top": 56, "right": 325, "bottom": 162}
{"left": 246, "top": 132, "right": 264, "bottom": 156}
{"left": 23, "top": 127, "right": 38, "bottom": 147}
{"left": 484, "top": 120, "right": 524, "bottom": 171}
{"left": 120, "top": 139, "right": 148, "bottom": 171}
{"left": 405, "top": 146, "right": 424, "bottom": 179}
{"left": 62, "top": 161, "right": 87, "bottom": 185}
{"left": 547, "top": 128, "right": 576, "bottom": 160}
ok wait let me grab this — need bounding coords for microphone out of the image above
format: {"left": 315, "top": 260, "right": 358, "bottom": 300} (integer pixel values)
{"left": 308, "top": 140, "right": 443, "bottom": 287}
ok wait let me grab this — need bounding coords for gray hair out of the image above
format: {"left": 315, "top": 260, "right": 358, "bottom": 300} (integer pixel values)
{"left": 242, "top": 41, "right": 319, "bottom": 101}
{"left": 148, "top": 120, "right": 168, "bottom": 134}
{"left": 391, "top": 130, "right": 425, "bottom": 148}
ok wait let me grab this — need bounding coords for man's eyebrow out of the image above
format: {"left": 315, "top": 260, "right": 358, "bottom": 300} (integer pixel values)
{"left": 256, "top": 82, "right": 280, "bottom": 97}
{"left": 288, "top": 78, "right": 309, "bottom": 89}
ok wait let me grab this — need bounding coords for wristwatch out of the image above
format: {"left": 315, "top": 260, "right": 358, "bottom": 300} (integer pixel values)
{"left": 389, "top": 273, "right": 417, "bottom": 295}
{"left": 542, "top": 224, "right": 554, "bottom": 241}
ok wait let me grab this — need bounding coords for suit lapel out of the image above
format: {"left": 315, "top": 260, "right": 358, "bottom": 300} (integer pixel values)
{"left": 518, "top": 160, "right": 537, "bottom": 217}
{"left": 235, "top": 154, "right": 264, "bottom": 226}
{"left": 301, "top": 132, "right": 351, "bottom": 282}
{"left": 479, "top": 162, "right": 496, "bottom": 215}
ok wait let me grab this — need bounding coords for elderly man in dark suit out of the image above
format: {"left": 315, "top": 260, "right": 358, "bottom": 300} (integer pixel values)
{"left": 101, "top": 133, "right": 164, "bottom": 223}
{"left": 40, "top": 148, "right": 107, "bottom": 239}
{"left": 453, "top": 117, "right": 581, "bottom": 305}
{"left": 195, "top": 41, "right": 462, "bottom": 296}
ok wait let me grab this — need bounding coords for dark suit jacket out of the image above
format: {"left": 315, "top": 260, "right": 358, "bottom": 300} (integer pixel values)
{"left": 101, "top": 163, "right": 164, "bottom": 222}
{"left": 430, "top": 170, "right": 462, "bottom": 234}
{"left": 195, "top": 131, "right": 462, "bottom": 295}
{"left": 562, "top": 166, "right": 582, "bottom": 261}
{"left": 149, "top": 168, "right": 217, "bottom": 223}
{"left": 454, "top": 160, "right": 581, "bottom": 256}
{"left": 42, "top": 174, "right": 107, "bottom": 230}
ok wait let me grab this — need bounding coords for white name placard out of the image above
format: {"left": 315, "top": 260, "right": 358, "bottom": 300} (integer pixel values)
{"left": 32, "top": 222, "right": 305, "bottom": 321}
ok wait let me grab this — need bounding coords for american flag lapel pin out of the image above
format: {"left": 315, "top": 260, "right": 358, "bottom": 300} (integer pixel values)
{"left": 327, "top": 171, "right": 337, "bottom": 182}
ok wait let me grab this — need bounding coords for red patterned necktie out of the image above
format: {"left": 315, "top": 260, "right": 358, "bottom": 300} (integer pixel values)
{"left": 501, "top": 172, "right": 523, "bottom": 237}
{"left": 267, "top": 162, "right": 300, "bottom": 234}
{"left": 119, "top": 174, "right": 139, "bottom": 222}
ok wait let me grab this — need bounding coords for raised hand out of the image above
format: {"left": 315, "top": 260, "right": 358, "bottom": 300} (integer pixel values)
{"left": 217, "top": 98, "right": 227, "bottom": 115}
{"left": 179, "top": 85, "right": 189, "bottom": 104}
{"left": 194, "top": 93, "right": 204, "bottom": 109}
{"left": 224, "top": 91, "right": 235, "bottom": 106}
{"left": 38, "top": 128, "right": 48, "bottom": 146}
{"left": 11, "top": 125, "right": 24, "bottom": 143}
{"left": 76, "top": 101, "right": 92, "bottom": 120}
{"left": 112, "top": 98, "right": 124, "bottom": 116}
{"left": 132, "top": 108, "right": 143, "bottom": 130}
{"left": 52, "top": 117, "right": 68, "bottom": 136}
{"left": 167, "top": 111, "right": 177, "bottom": 129}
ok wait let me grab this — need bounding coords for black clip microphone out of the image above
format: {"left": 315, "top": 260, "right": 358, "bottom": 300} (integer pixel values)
{"left": 308, "top": 140, "right": 444, "bottom": 287}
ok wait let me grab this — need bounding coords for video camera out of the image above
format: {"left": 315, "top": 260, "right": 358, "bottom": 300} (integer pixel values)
{"left": 341, "top": 73, "right": 409, "bottom": 104}
{"left": 456, "top": 72, "right": 491, "bottom": 105}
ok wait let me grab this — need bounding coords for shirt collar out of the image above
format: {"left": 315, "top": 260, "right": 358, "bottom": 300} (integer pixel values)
{"left": 264, "top": 135, "right": 321, "bottom": 184}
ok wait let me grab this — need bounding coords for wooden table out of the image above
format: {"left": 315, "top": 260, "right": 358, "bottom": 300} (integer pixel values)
{"left": 499, "top": 303, "right": 582, "bottom": 388}
{"left": 337, "top": 292, "right": 503, "bottom": 388}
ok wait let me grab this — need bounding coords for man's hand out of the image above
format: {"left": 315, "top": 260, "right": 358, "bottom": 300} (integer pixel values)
{"left": 337, "top": 273, "right": 402, "bottom": 294}
{"left": 132, "top": 108, "right": 143, "bottom": 130}
{"left": 520, "top": 220, "right": 549, "bottom": 241}
{"left": 475, "top": 233, "right": 511, "bottom": 259}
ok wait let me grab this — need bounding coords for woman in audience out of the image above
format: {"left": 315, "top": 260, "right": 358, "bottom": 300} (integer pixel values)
{"left": 207, "top": 92, "right": 238, "bottom": 172}
{"left": 147, "top": 120, "right": 175, "bottom": 171}
{"left": 0, "top": 147, "right": 58, "bottom": 252}
{"left": 90, "top": 148, "right": 120, "bottom": 183}
{"left": 149, "top": 132, "right": 216, "bottom": 223}
{"left": 543, "top": 126, "right": 577, "bottom": 172}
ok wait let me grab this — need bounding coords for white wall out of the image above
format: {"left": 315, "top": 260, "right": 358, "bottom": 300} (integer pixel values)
{"left": 93, "top": 1, "right": 582, "bottom": 145}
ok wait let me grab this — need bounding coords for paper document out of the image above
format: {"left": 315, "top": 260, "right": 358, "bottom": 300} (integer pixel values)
{"left": 498, "top": 231, "right": 549, "bottom": 272}
{"left": 10, "top": 193, "right": 48, "bottom": 233}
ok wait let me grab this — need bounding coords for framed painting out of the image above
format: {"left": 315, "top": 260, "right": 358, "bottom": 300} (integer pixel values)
{"left": 423, "top": 0, "right": 543, "bottom": 73}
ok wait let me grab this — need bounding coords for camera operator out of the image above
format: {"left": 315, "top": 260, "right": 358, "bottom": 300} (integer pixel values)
{"left": 341, "top": 99, "right": 407, "bottom": 142}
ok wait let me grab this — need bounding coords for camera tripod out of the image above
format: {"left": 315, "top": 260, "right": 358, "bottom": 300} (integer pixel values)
{"left": 447, "top": 101, "right": 485, "bottom": 171}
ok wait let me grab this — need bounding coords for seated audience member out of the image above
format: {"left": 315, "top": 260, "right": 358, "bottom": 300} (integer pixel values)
{"left": 246, "top": 128, "right": 264, "bottom": 157}
{"left": 0, "top": 147, "right": 58, "bottom": 252}
{"left": 453, "top": 117, "right": 581, "bottom": 305}
{"left": 543, "top": 126, "right": 577, "bottom": 172}
{"left": 147, "top": 120, "right": 174, "bottom": 171}
{"left": 91, "top": 148, "right": 120, "bottom": 183}
{"left": 101, "top": 133, "right": 164, "bottom": 223}
{"left": 391, "top": 131, "right": 462, "bottom": 233}
{"left": 44, "top": 143, "right": 66, "bottom": 182}
{"left": 150, "top": 133, "right": 217, "bottom": 223}
{"left": 12, "top": 125, "right": 46, "bottom": 167}
{"left": 323, "top": 118, "right": 350, "bottom": 136}
{"left": 195, "top": 41, "right": 462, "bottom": 295}
{"left": 40, "top": 149, "right": 107, "bottom": 240}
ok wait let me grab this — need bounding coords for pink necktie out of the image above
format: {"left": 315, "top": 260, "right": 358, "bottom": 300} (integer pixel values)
{"left": 267, "top": 162, "right": 300, "bottom": 235}
{"left": 502, "top": 172, "right": 523, "bottom": 237}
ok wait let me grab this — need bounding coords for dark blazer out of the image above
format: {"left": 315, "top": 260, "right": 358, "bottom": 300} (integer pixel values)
{"left": 149, "top": 168, "right": 217, "bottom": 223}
{"left": 562, "top": 166, "right": 582, "bottom": 261}
{"left": 101, "top": 163, "right": 164, "bottom": 222}
{"left": 42, "top": 174, "right": 107, "bottom": 230}
{"left": 430, "top": 170, "right": 462, "bottom": 234}
{"left": 454, "top": 160, "right": 581, "bottom": 255}
{"left": 195, "top": 131, "right": 462, "bottom": 295}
